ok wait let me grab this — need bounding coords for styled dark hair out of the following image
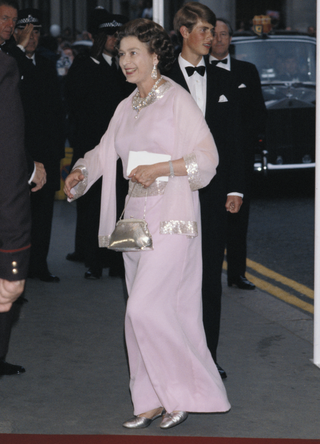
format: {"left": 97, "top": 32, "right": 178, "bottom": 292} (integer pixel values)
{"left": 216, "top": 18, "right": 233, "bottom": 36}
{"left": 174, "top": 2, "right": 216, "bottom": 43}
{"left": 0, "top": 0, "right": 19, "bottom": 10}
{"left": 115, "top": 18, "right": 175, "bottom": 72}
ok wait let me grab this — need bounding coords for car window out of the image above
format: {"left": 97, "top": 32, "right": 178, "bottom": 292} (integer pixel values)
{"left": 231, "top": 39, "right": 316, "bottom": 83}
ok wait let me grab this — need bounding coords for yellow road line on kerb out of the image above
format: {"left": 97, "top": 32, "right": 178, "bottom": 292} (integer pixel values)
{"left": 246, "top": 258, "right": 314, "bottom": 300}
{"left": 222, "top": 260, "right": 314, "bottom": 314}
{"left": 245, "top": 272, "right": 314, "bottom": 314}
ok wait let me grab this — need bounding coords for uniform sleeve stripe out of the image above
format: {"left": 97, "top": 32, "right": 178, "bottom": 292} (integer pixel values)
{"left": 0, "top": 244, "right": 31, "bottom": 253}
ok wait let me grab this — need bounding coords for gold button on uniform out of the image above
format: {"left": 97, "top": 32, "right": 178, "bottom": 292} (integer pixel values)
{"left": 12, "top": 269, "right": 18, "bottom": 275}
{"left": 12, "top": 261, "right": 17, "bottom": 267}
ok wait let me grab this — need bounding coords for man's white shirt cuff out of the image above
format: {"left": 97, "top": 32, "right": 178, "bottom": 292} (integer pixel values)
{"left": 227, "top": 192, "right": 244, "bottom": 198}
{"left": 28, "top": 163, "right": 36, "bottom": 185}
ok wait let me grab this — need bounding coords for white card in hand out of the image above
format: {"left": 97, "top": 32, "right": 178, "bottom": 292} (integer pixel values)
{"left": 127, "top": 151, "right": 171, "bottom": 182}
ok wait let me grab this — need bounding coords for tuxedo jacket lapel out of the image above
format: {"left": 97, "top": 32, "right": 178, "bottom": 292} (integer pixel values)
{"left": 169, "top": 58, "right": 221, "bottom": 112}
{"left": 205, "top": 59, "right": 219, "bottom": 118}
{"left": 229, "top": 58, "right": 245, "bottom": 92}
{"left": 169, "top": 59, "right": 189, "bottom": 92}
{"left": 205, "top": 59, "right": 230, "bottom": 120}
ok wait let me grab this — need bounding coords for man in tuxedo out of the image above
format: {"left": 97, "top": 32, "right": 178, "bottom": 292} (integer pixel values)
{"left": 168, "top": 2, "right": 245, "bottom": 379}
{"left": 209, "top": 18, "right": 266, "bottom": 291}
{"left": 0, "top": 50, "right": 31, "bottom": 375}
{"left": 6, "top": 8, "right": 65, "bottom": 283}
{"left": 65, "top": 7, "right": 132, "bottom": 279}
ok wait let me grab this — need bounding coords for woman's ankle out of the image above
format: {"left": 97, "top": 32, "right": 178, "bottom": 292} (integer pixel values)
{"left": 138, "top": 407, "right": 164, "bottom": 419}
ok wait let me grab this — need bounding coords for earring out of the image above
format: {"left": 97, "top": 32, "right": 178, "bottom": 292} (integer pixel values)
{"left": 151, "top": 64, "right": 158, "bottom": 80}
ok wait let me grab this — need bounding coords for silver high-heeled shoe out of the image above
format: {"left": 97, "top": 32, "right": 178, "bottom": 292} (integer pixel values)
{"left": 160, "top": 411, "right": 188, "bottom": 429}
{"left": 122, "top": 408, "right": 165, "bottom": 429}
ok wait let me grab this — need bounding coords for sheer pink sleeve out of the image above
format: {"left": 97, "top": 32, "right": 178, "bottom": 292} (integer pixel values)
{"left": 171, "top": 82, "right": 219, "bottom": 191}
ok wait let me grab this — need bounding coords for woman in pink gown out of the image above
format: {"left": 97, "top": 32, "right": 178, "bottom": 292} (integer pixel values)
{"left": 64, "top": 18, "right": 230, "bottom": 430}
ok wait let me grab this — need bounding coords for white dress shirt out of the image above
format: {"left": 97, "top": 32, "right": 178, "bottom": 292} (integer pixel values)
{"left": 91, "top": 53, "right": 113, "bottom": 66}
{"left": 178, "top": 54, "right": 207, "bottom": 116}
{"left": 209, "top": 53, "right": 231, "bottom": 71}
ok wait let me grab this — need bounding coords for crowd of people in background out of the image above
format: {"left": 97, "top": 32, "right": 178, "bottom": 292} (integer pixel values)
{"left": 37, "top": 18, "right": 316, "bottom": 87}
{"left": 37, "top": 1, "right": 154, "bottom": 82}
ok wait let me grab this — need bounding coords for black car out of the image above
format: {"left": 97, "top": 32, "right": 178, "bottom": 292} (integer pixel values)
{"left": 230, "top": 33, "right": 316, "bottom": 174}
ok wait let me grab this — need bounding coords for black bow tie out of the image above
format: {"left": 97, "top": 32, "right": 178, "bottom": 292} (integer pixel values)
{"left": 185, "top": 65, "right": 206, "bottom": 77}
{"left": 211, "top": 58, "right": 228, "bottom": 66}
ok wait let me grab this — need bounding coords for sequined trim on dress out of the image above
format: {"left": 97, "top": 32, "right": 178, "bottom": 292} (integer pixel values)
{"left": 70, "top": 165, "right": 88, "bottom": 199}
{"left": 128, "top": 180, "right": 167, "bottom": 197}
{"left": 132, "top": 80, "right": 172, "bottom": 118}
{"left": 155, "top": 80, "right": 172, "bottom": 99}
{"left": 184, "top": 153, "right": 202, "bottom": 191}
{"left": 160, "top": 220, "right": 198, "bottom": 237}
{"left": 99, "top": 235, "right": 111, "bottom": 248}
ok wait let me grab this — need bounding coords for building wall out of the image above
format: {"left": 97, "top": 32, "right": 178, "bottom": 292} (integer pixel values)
{"left": 201, "top": 0, "right": 236, "bottom": 27}
{"left": 286, "top": 0, "right": 316, "bottom": 32}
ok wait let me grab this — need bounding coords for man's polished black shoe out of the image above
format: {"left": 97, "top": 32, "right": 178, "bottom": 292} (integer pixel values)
{"left": 228, "top": 275, "right": 255, "bottom": 290}
{"left": 216, "top": 363, "right": 227, "bottom": 380}
{"left": 0, "top": 360, "right": 26, "bottom": 376}
{"left": 84, "top": 268, "right": 102, "bottom": 280}
{"left": 66, "top": 252, "right": 85, "bottom": 262}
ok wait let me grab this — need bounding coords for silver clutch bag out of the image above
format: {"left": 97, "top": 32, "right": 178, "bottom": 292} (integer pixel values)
{"left": 108, "top": 218, "right": 153, "bottom": 252}
{"left": 107, "top": 183, "right": 153, "bottom": 252}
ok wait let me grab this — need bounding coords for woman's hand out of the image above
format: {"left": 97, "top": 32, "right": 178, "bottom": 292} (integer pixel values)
{"left": 128, "top": 163, "right": 164, "bottom": 188}
{"left": 128, "top": 159, "right": 187, "bottom": 188}
{"left": 64, "top": 169, "right": 85, "bottom": 199}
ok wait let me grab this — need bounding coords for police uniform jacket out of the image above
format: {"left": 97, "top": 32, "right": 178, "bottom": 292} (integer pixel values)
{"left": 66, "top": 54, "right": 131, "bottom": 162}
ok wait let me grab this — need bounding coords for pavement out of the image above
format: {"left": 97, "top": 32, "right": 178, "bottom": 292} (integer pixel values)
{"left": 0, "top": 200, "right": 319, "bottom": 439}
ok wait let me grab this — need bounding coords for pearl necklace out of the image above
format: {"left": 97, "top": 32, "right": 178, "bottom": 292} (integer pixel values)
{"left": 132, "top": 76, "right": 163, "bottom": 119}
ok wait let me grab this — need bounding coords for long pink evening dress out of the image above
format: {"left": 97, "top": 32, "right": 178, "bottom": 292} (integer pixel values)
{"left": 70, "top": 77, "right": 231, "bottom": 416}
